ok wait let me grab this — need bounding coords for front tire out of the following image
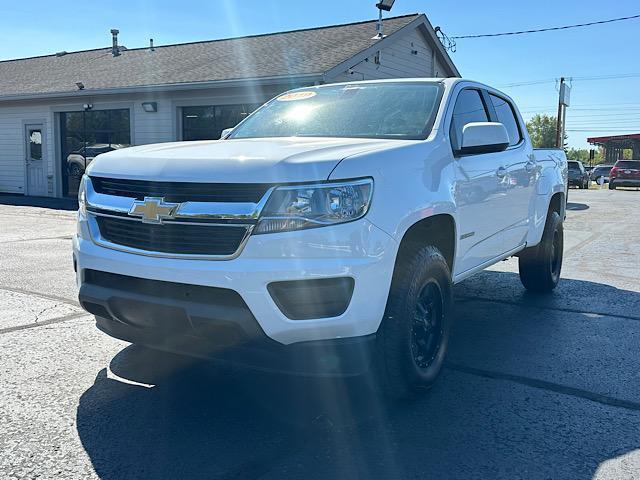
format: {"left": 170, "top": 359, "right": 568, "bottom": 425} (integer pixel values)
{"left": 376, "top": 246, "right": 452, "bottom": 399}
{"left": 518, "top": 211, "right": 563, "bottom": 292}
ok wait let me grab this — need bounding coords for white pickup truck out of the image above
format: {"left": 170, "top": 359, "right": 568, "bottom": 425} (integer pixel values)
{"left": 74, "top": 78, "right": 568, "bottom": 398}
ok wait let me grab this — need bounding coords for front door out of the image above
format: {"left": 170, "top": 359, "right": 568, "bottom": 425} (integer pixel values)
{"left": 25, "top": 124, "right": 47, "bottom": 196}
{"left": 450, "top": 88, "right": 508, "bottom": 276}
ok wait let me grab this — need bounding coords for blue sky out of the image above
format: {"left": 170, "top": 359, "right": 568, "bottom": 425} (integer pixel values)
{"left": 2, "top": 0, "right": 639, "bottom": 148}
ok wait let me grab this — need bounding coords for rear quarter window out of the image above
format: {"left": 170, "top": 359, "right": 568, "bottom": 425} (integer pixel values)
{"left": 489, "top": 94, "right": 522, "bottom": 146}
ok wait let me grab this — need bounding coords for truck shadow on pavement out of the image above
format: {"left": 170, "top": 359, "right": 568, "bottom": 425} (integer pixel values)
{"left": 565, "top": 202, "right": 589, "bottom": 211}
{"left": 76, "top": 271, "right": 640, "bottom": 479}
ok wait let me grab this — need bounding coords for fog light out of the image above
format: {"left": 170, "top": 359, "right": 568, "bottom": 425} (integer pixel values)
{"left": 268, "top": 277, "right": 355, "bottom": 320}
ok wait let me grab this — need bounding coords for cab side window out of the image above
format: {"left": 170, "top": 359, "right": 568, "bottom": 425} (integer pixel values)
{"left": 450, "top": 89, "right": 489, "bottom": 152}
{"left": 489, "top": 94, "right": 522, "bottom": 146}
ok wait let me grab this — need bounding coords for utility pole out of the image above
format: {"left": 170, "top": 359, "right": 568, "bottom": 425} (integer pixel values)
{"left": 555, "top": 77, "right": 565, "bottom": 149}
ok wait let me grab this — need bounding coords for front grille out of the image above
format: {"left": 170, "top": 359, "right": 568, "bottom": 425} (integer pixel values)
{"left": 90, "top": 176, "right": 272, "bottom": 203}
{"left": 96, "top": 216, "right": 248, "bottom": 256}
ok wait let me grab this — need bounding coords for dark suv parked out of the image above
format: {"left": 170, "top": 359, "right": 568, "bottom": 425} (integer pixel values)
{"left": 568, "top": 160, "right": 589, "bottom": 189}
{"left": 590, "top": 164, "right": 613, "bottom": 184}
{"left": 609, "top": 160, "right": 640, "bottom": 189}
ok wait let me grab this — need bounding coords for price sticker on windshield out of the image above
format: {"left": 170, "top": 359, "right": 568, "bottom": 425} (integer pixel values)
{"left": 277, "top": 91, "right": 317, "bottom": 102}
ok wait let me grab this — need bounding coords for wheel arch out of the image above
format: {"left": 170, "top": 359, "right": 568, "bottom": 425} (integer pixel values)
{"left": 548, "top": 190, "right": 565, "bottom": 218}
{"left": 393, "top": 214, "right": 457, "bottom": 275}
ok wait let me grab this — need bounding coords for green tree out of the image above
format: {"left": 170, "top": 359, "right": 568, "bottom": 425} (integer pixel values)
{"left": 525, "top": 114, "right": 559, "bottom": 148}
{"left": 566, "top": 147, "right": 588, "bottom": 161}
{"left": 566, "top": 147, "right": 603, "bottom": 163}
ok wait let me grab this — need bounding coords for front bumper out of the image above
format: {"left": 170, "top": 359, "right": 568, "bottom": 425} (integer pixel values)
{"left": 94, "top": 312, "right": 377, "bottom": 376}
{"left": 74, "top": 217, "right": 398, "bottom": 349}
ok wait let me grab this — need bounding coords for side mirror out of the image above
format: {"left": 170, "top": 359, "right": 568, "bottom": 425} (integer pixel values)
{"left": 458, "top": 122, "right": 509, "bottom": 156}
{"left": 220, "top": 128, "right": 234, "bottom": 139}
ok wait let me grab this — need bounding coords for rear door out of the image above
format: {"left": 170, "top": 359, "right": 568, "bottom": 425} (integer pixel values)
{"left": 487, "top": 92, "right": 536, "bottom": 251}
{"left": 451, "top": 88, "right": 511, "bottom": 276}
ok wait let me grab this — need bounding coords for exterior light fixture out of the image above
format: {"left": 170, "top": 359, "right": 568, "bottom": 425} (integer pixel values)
{"left": 373, "top": 0, "right": 396, "bottom": 39}
{"left": 376, "top": 0, "right": 395, "bottom": 11}
{"left": 141, "top": 102, "right": 158, "bottom": 113}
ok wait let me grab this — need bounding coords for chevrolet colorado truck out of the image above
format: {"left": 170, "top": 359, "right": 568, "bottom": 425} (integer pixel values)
{"left": 74, "top": 78, "right": 568, "bottom": 398}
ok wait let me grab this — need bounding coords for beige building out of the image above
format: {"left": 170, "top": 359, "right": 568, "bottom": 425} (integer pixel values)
{"left": 0, "top": 13, "right": 458, "bottom": 198}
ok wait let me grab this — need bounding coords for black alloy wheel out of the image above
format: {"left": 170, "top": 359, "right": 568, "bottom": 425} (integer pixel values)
{"left": 410, "top": 282, "right": 444, "bottom": 370}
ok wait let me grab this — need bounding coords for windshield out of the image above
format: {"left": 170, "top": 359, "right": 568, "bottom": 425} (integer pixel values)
{"left": 229, "top": 82, "right": 443, "bottom": 140}
{"left": 568, "top": 162, "right": 581, "bottom": 170}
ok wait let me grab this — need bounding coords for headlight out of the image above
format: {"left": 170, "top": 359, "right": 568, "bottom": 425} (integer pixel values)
{"left": 255, "top": 178, "right": 373, "bottom": 234}
{"left": 78, "top": 175, "right": 88, "bottom": 217}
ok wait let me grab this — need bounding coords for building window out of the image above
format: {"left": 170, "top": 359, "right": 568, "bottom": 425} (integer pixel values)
{"left": 60, "top": 108, "right": 131, "bottom": 197}
{"left": 182, "top": 104, "right": 261, "bottom": 141}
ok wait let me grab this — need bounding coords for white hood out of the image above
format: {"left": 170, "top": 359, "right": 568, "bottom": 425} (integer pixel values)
{"left": 87, "top": 137, "right": 410, "bottom": 183}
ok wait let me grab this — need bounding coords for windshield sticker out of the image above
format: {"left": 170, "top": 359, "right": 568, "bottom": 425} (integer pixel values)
{"left": 277, "top": 91, "right": 317, "bottom": 102}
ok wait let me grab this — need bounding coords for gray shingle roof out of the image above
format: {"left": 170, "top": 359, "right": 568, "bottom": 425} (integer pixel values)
{"left": 0, "top": 14, "right": 420, "bottom": 98}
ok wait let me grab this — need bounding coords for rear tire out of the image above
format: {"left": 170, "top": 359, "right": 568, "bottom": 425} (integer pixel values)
{"left": 376, "top": 246, "right": 452, "bottom": 399}
{"left": 519, "top": 211, "right": 563, "bottom": 292}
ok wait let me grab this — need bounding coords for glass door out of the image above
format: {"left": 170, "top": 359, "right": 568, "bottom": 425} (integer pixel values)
{"left": 60, "top": 109, "right": 130, "bottom": 197}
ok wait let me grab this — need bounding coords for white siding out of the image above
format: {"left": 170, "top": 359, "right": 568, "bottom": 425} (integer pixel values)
{"left": 0, "top": 84, "right": 287, "bottom": 196}
{"left": 132, "top": 99, "right": 175, "bottom": 145}
{"left": 0, "top": 105, "right": 52, "bottom": 194}
{"left": 329, "top": 27, "right": 437, "bottom": 83}
{"left": 433, "top": 57, "right": 446, "bottom": 78}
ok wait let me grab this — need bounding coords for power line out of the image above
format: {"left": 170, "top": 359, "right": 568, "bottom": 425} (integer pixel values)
{"left": 520, "top": 101, "right": 640, "bottom": 109}
{"left": 451, "top": 13, "right": 640, "bottom": 39}
{"left": 522, "top": 111, "right": 640, "bottom": 118}
{"left": 523, "top": 113, "right": 640, "bottom": 118}
{"left": 568, "top": 121, "right": 640, "bottom": 125}
{"left": 500, "top": 79, "right": 556, "bottom": 88}
{"left": 570, "top": 106, "right": 640, "bottom": 111}
{"left": 500, "top": 72, "right": 640, "bottom": 88}
{"left": 566, "top": 129, "right": 640, "bottom": 132}
{"left": 522, "top": 107, "right": 640, "bottom": 112}
{"left": 555, "top": 113, "right": 640, "bottom": 118}
{"left": 574, "top": 72, "right": 640, "bottom": 81}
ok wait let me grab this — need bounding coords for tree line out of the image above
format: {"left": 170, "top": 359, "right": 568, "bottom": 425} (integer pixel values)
{"left": 525, "top": 114, "right": 604, "bottom": 163}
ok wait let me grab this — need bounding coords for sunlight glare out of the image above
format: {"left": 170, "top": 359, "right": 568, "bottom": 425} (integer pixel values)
{"left": 284, "top": 104, "right": 319, "bottom": 122}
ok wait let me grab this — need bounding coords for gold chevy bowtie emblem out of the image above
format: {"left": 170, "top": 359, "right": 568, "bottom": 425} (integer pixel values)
{"left": 128, "top": 197, "right": 179, "bottom": 224}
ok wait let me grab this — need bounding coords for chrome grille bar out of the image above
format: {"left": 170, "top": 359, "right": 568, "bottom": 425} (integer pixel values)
{"left": 85, "top": 176, "right": 274, "bottom": 260}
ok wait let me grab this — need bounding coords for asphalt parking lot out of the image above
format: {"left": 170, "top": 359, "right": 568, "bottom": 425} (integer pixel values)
{"left": 1, "top": 187, "right": 639, "bottom": 479}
